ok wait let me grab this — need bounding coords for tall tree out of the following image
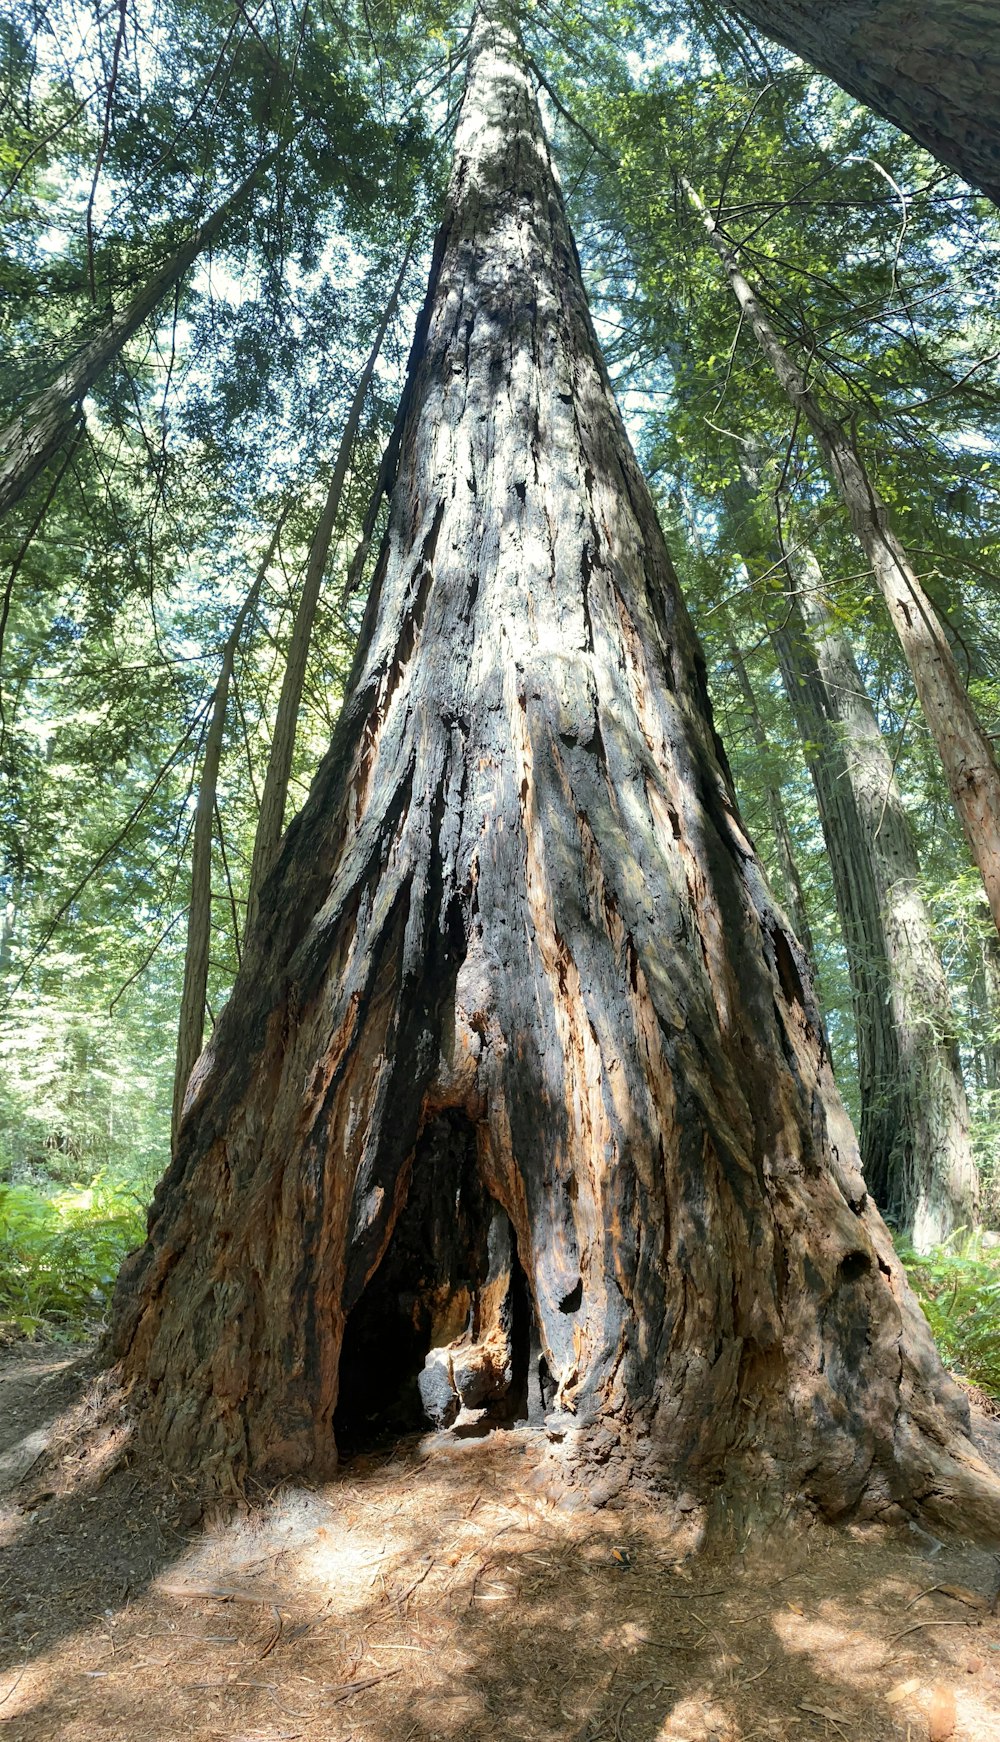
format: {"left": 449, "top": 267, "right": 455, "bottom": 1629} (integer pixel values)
{"left": 754, "top": 517, "right": 978, "bottom": 1245}
{"left": 675, "top": 488, "right": 817, "bottom": 962}
{"left": 0, "top": 158, "right": 273, "bottom": 522}
{"left": 172, "top": 510, "right": 290, "bottom": 1143}
{"left": 108, "top": 12, "right": 998, "bottom": 1534}
{"left": 722, "top": 2, "right": 1000, "bottom": 206}
{"left": 686, "top": 178, "right": 1000, "bottom": 941}
{"left": 246, "top": 245, "right": 413, "bottom": 927}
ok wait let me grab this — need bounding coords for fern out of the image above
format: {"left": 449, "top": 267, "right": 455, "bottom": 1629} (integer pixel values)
{"left": 898, "top": 1230, "right": 1000, "bottom": 1400}
{"left": 0, "top": 1173, "right": 147, "bottom": 1341}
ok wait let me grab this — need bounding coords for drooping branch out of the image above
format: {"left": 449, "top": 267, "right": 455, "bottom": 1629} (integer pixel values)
{"left": 0, "top": 156, "right": 273, "bottom": 522}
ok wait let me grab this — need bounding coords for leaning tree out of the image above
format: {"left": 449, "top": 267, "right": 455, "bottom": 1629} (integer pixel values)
{"left": 110, "top": 10, "right": 1000, "bottom": 1533}
{"left": 724, "top": 1, "right": 1000, "bottom": 208}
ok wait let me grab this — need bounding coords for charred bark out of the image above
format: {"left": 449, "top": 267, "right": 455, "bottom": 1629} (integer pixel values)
{"left": 109, "top": 16, "right": 999, "bottom": 1535}
{"left": 724, "top": 1, "right": 1000, "bottom": 207}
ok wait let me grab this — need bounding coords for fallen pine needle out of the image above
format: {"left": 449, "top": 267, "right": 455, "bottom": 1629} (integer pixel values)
{"left": 258, "top": 1605, "right": 284, "bottom": 1660}
{"left": 158, "top": 1581, "right": 292, "bottom": 1605}
{"left": 799, "top": 1702, "right": 849, "bottom": 1741}
{"left": 887, "top": 1619, "right": 976, "bottom": 1645}
{"left": 736, "top": 1658, "right": 773, "bottom": 1687}
{"left": 0, "top": 1666, "right": 28, "bottom": 1707}
{"left": 906, "top": 1583, "right": 988, "bottom": 1612}
{"left": 321, "top": 1670, "right": 402, "bottom": 1701}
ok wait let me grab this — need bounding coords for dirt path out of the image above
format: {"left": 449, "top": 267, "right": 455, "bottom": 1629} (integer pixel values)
{"left": 1, "top": 1345, "right": 999, "bottom": 1742}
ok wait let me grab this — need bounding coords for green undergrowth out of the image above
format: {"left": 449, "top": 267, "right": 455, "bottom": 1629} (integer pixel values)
{"left": 0, "top": 1173, "right": 147, "bottom": 1342}
{"left": 897, "top": 1230, "right": 1000, "bottom": 1401}
{"left": 1, "top": 1174, "right": 998, "bottom": 1396}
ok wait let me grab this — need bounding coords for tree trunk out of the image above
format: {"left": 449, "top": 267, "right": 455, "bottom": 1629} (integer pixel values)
{"left": 724, "top": 1, "right": 1000, "bottom": 206}
{"left": 172, "top": 509, "right": 290, "bottom": 1144}
{"left": 675, "top": 483, "right": 817, "bottom": 963}
{"left": 245, "top": 245, "right": 412, "bottom": 929}
{"left": 108, "top": 14, "right": 999, "bottom": 1535}
{"left": 768, "top": 581, "right": 903, "bottom": 1212}
{"left": 725, "top": 629, "right": 817, "bottom": 963}
{"left": 766, "top": 530, "right": 977, "bottom": 1246}
{"left": 0, "top": 159, "right": 269, "bottom": 521}
{"left": 687, "top": 178, "right": 1000, "bottom": 941}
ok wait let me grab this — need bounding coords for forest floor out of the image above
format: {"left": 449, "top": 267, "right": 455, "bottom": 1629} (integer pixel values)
{"left": 1, "top": 1344, "right": 1000, "bottom": 1742}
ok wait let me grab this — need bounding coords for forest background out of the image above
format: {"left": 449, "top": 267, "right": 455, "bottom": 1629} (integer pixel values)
{"left": 1, "top": 0, "right": 998, "bottom": 1388}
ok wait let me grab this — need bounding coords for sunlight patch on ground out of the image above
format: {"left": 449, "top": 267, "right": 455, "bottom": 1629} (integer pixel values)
{"left": 3, "top": 1409, "right": 1000, "bottom": 1741}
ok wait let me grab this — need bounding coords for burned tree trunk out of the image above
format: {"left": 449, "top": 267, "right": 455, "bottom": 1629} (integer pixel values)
{"left": 110, "top": 16, "right": 999, "bottom": 1534}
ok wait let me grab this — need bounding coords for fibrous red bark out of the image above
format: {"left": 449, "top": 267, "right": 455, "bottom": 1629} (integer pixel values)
{"left": 109, "top": 15, "right": 1000, "bottom": 1536}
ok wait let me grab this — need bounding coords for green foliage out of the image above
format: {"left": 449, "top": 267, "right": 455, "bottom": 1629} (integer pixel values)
{"left": 0, "top": 1173, "right": 146, "bottom": 1341}
{"left": 898, "top": 1232, "right": 1000, "bottom": 1398}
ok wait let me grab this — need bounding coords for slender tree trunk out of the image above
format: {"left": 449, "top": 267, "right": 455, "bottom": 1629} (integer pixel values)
{"left": 0, "top": 160, "right": 269, "bottom": 521}
{"left": 725, "top": 630, "right": 817, "bottom": 961}
{"left": 767, "top": 573, "right": 903, "bottom": 1214}
{"left": 768, "top": 530, "right": 977, "bottom": 1246}
{"left": 980, "top": 932, "right": 1000, "bottom": 1095}
{"left": 724, "top": 1, "right": 1000, "bottom": 206}
{"left": 109, "top": 15, "right": 999, "bottom": 1536}
{"left": 687, "top": 178, "right": 1000, "bottom": 940}
{"left": 675, "top": 484, "right": 816, "bottom": 961}
{"left": 246, "top": 246, "right": 412, "bottom": 927}
{"left": 172, "top": 510, "right": 290, "bottom": 1144}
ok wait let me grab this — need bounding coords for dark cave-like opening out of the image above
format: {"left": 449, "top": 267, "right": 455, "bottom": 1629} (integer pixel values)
{"left": 333, "top": 1110, "right": 539, "bottom": 1455}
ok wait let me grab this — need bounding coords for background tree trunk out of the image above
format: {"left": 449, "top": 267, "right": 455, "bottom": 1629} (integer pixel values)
{"left": 172, "top": 510, "right": 290, "bottom": 1144}
{"left": 768, "top": 573, "right": 902, "bottom": 1208}
{"left": 767, "top": 531, "right": 977, "bottom": 1246}
{"left": 109, "top": 14, "right": 999, "bottom": 1535}
{"left": 0, "top": 160, "right": 268, "bottom": 521}
{"left": 245, "top": 246, "right": 411, "bottom": 930}
{"left": 675, "top": 482, "right": 817, "bottom": 964}
{"left": 687, "top": 178, "right": 1000, "bottom": 940}
{"left": 724, "top": 1, "right": 1000, "bottom": 207}
{"left": 725, "top": 628, "right": 817, "bottom": 964}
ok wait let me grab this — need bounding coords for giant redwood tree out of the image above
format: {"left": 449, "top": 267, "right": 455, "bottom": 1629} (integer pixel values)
{"left": 109, "top": 11, "right": 1000, "bottom": 1533}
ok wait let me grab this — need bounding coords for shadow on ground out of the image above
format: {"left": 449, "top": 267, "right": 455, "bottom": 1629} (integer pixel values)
{"left": 1, "top": 1344, "right": 1000, "bottom": 1742}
